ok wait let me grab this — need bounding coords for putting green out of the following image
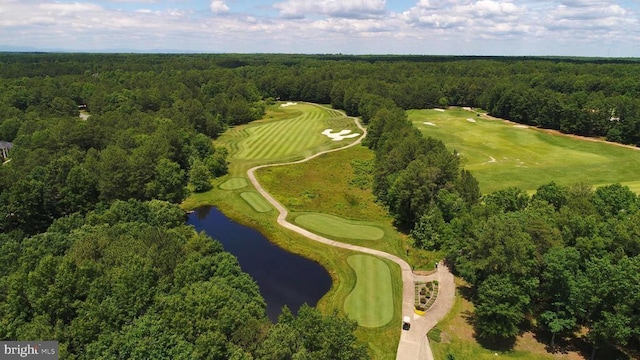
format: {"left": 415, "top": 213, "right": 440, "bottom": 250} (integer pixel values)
{"left": 344, "top": 254, "right": 394, "bottom": 328}
{"left": 220, "top": 177, "right": 248, "bottom": 190}
{"left": 294, "top": 213, "right": 384, "bottom": 240}
{"left": 240, "top": 192, "right": 272, "bottom": 213}
{"left": 409, "top": 108, "right": 640, "bottom": 193}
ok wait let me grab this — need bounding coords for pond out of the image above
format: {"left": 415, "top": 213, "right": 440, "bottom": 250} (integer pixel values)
{"left": 187, "top": 206, "right": 332, "bottom": 322}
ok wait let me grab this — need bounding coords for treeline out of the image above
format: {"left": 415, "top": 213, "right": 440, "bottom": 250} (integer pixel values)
{"left": 364, "top": 105, "right": 481, "bottom": 229}
{"left": 0, "top": 200, "right": 367, "bottom": 359}
{"left": 3, "top": 53, "right": 640, "bottom": 145}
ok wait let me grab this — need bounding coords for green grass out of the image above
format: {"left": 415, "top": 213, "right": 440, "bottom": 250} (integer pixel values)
{"left": 257, "top": 145, "right": 407, "bottom": 258}
{"left": 294, "top": 213, "right": 385, "bottom": 240}
{"left": 409, "top": 108, "right": 640, "bottom": 194}
{"left": 226, "top": 103, "right": 360, "bottom": 165}
{"left": 220, "top": 177, "right": 248, "bottom": 190}
{"left": 344, "top": 255, "right": 394, "bottom": 328}
{"left": 240, "top": 192, "right": 272, "bottom": 213}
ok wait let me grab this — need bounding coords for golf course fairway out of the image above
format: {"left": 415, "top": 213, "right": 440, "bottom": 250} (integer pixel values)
{"left": 410, "top": 108, "right": 640, "bottom": 193}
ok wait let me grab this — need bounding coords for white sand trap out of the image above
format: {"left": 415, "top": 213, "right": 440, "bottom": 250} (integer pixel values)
{"left": 423, "top": 122, "right": 436, "bottom": 126}
{"left": 514, "top": 125, "right": 529, "bottom": 129}
{"left": 463, "top": 107, "right": 472, "bottom": 111}
{"left": 433, "top": 108, "right": 445, "bottom": 112}
{"left": 482, "top": 156, "right": 497, "bottom": 165}
{"left": 466, "top": 118, "right": 477, "bottom": 123}
{"left": 280, "top": 102, "right": 298, "bottom": 107}
{"left": 322, "top": 129, "right": 360, "bottom": 141}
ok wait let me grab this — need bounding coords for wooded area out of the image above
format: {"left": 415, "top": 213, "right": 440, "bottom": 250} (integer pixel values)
{"left": 1, "top": 53, "right": 639, "bottom": 359}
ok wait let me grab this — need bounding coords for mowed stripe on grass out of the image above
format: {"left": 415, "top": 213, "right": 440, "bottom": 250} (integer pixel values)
{"left": 344, "top": 254, "right": 394, "bottom": 328}
{"left": 220, "top": 177, "right": 248, "bottom": 190}
{"left": 235, "top": 104, "right": 331, "bottom": 161}
{"left": 294, "top": 213, "right": 385, "bottom": 240}
{"left": 409, "top": 108, "right": 640, "bottom": 193}
{"left": 240, "top": 192, "right": 272, "bottom": 213}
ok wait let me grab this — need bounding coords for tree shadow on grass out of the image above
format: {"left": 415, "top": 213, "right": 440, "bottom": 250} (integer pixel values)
{"left": 474, "top": 335, "right": 518, "bottom": 352}
{"left": 532, "top": 328, "right": 633, "bottom": 360}
{"left": 460, "top": 304, "right": 518, "bottom": 352}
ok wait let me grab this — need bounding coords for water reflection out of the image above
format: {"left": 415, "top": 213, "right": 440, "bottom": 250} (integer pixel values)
{"left": 187, "top": 206, "right": 332, "bottom": 322}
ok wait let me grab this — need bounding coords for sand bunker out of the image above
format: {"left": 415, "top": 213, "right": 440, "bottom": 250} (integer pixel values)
{"left": 482, "top": 156, "right": 497, "bottom": 165}
{"left": 514, "top": 125, "right": 529, "bottom": 129}
{"left": 322, "top": 129, "right": 360, "bottom": 141}
{"left": 467, "top": 118, "right": 477, "bottom": 123}
{"left": 463, "top": 107, "right": 472, "bottom": 111}
{"left": 434, "top": 108, "right": 445, "bottom": 112}
{"left": 423, "top": 122, "right": 436, "bottom": 126}
{"left": 280, "top": 102, "right": 298, "bottom": 107}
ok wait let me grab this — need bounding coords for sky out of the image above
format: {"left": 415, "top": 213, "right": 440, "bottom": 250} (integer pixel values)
{"left": 1, "top": 0, "right": 639, "bottom": 56}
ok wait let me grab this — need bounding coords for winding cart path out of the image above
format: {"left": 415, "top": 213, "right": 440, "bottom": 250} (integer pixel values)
{"left": 246, "top": 106, "right": 455, "bottom": 360}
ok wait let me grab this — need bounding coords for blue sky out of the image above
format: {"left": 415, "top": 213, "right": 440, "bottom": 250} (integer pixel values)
{"left": 1, "top": 0, "right": 639, "bottom": 56}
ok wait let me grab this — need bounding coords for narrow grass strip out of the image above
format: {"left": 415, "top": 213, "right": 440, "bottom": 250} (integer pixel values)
{"left": 220, "top": 177, "right": 248, "bottom": 190}
{"left": 240, "top": 192, "right": 273, "bottom": 213}
{"left": 294, "top": 213, "right": 384, "bottom": 240}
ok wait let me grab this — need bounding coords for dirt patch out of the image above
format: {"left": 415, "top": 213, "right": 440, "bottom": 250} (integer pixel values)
{"left": 413, "top": 269, "right": 436, "bottom": 276}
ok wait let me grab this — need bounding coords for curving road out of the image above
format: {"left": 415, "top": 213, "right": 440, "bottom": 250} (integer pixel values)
{"left": 246, "top": 105, "right": 455, "bottom": 360}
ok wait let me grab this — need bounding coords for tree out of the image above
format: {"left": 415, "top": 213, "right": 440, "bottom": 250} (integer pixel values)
{"left": 474, "top": 274, "right": 529, "bottom": 340}
{"left": 532, "top": 181, "right": 568, "bottom": 211}
{"left": 189, "top": 160, "right": 212, "bottom": 193}
{"left": 410, "top": 206, "right": 446, "bottom": 250}
{"left": 456, "top": 169, "right": 481, "bottom": 206}
{"left": 458, "top": 213, "right": 538, "bottom": 285}
{"left": 591, "top": 183, "right": 637, "bottom": 218}
{"left": 91, "top": 145, "right": 133, "bottom": 201}
{"left": 145, "top": 158, "right": 187, "bottom": 203}
{"left": 539, "top": 247, "right": 580, "bottom": 347}
{"left": 483, "top": 187, "right": 529, "bottom": 213}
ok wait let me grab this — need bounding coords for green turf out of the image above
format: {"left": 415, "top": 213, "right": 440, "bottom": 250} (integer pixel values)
{"left": 409, "top": 108, "right": 640, "bottom": 194}
{"left": 294, "top": 213, "right": 385, "bottom": 240}
{"left": 344, "top": 254, "right": 394, "bottom": 328}
{"left": 240, "top": 192, "right": 273, "bottom": 213}
{"left": 220, "top": 177, "right": 248, "bottom": 190}
{"left": 229, "top": 103, "right": 360, "bottom": 162}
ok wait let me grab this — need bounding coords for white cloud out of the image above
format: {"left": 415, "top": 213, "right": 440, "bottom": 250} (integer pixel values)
{"left": 0, "top": 0, "right": 638, "bottom": 56}
{"left": 274, "top": 0, "right": 387, "bottom": 19}
{"left": 210, "top": 0, "right": 230, "bottom": 14}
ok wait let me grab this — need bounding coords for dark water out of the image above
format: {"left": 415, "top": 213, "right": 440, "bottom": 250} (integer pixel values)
{"left": 187, "top": 206, "right": 332, "bottom": 322}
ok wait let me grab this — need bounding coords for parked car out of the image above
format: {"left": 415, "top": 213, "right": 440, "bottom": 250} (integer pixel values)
{"left": 402, "top": 316, "right": 411, "bottom": 330}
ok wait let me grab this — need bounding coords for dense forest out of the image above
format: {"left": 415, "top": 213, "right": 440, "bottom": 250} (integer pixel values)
{"left": 1, "top": 53, "right": 640, "bottom": 359}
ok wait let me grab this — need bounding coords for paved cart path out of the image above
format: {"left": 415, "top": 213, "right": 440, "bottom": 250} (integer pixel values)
{"left": 246, "top": 104, "right": 455, "bottom": 360}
